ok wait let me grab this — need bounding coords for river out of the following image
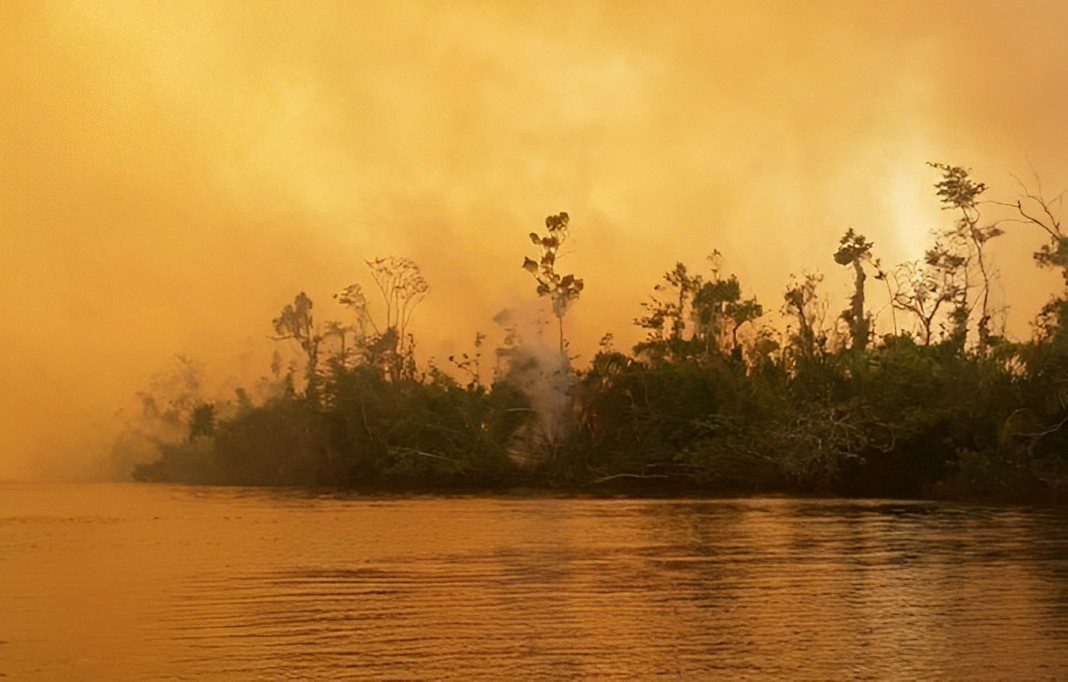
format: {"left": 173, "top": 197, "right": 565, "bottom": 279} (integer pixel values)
{"left": 1, "top": 483, "right": 1065, "bottom": 679}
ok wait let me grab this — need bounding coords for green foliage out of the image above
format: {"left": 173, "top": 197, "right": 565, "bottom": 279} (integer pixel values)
{"left": 132, "top": 169, "right": 1068, "bottom": 502}
{"left": 135, "top": 367, "right": 531, "bottom": 489}
{"left": 636, "top": 253, "right": 763, "bottom": 362}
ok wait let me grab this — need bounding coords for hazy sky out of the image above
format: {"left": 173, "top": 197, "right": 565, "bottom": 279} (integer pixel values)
{"left": 2, "top": 0, "right": 1066, "bottom": 479}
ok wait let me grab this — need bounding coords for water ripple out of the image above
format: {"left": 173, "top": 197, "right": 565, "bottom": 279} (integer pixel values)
{"left": 0, "top": 485, "right": 1065, "bottom": 679}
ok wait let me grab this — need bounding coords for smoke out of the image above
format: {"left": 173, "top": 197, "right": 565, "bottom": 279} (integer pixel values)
{"left": 2, "top": 0, "right": 1067, "bottom": 479}
{"left": 105, "top": 349, "right": 295, "bottom": 482}
{"left": 492, "top": 303, "right": 575, "bottom": 466}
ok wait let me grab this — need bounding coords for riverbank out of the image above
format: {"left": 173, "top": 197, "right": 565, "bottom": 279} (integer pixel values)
{"left": 125, "top": 477, "right": 1068, "bottom": 507}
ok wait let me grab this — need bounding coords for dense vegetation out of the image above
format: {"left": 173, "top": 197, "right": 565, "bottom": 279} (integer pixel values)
{"left": 131, "top": 165, "right": 1068, "bottom": 501}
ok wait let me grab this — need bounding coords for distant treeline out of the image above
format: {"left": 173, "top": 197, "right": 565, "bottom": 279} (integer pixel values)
{"left": 132, "top": 164, "right": 1067, "bottom": 500}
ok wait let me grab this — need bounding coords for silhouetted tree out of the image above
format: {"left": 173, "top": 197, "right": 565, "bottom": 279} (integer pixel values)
{"left": 132, "top": 163, "right": 1068, "bottom": 501}
{"left": 448, "top": 331, "right": 487, "bottom": 389}
{"left": 637, "top": 261, "right": 698, "bottom": 343}
{"left": 992, "top": 174, "right": 1067, "bottom": 284}
{"left": 693, "top": 253, "right": 763, "bottom": 357}
{"left": 322, "top": 320, "right": 356, "bottom": 370}
{"left": 271, "top": 292, "right": 322, "bottom": 400}
{"left": 336, "top": 257, "right": 428, "bottom": 382}
{"left": 834, "top": 228, "right": 874, "bottom": 351}
{"left": 635, "top": 252, "right": 762, "bottom": 361}
{"left": 930, "top": 162, "right": 1002, "bottom": 350}
{"left": 890, "top": 259, "right": 952, "bottom": 346}
{"left": 187, "top": 403, "right": 216, "bottom": 440}
{"left": 523, "top": 212, "right": 584, "bottom": 358}
{"left": 783, "top": 273, "right": 828, "bottom": 362}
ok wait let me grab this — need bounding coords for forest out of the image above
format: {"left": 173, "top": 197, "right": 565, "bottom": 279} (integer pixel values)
{"left": 130, "top": 163, "right": 1068, "bottom": 500}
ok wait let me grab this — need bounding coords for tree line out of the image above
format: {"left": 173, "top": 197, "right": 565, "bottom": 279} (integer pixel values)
{"left": 131, "top": 163, "right": 1068, "bottom": 500}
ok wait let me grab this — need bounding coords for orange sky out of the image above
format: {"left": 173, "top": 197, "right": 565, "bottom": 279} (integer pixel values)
{"left": 2, "top": 0, "right": 1066, "bottom": 479}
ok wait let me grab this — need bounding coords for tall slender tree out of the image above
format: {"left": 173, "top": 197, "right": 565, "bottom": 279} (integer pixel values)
{"left": 834, "top": 228, "right": 874, "bottom": 351}
{"left": 336, "top": 257, "right": 428, "bottom": 382}
{"left": 523, "top": 212, "right": 584, "bottom": 357}
{"left": 929, "top": 163, "right": 1002, "bottom": 350}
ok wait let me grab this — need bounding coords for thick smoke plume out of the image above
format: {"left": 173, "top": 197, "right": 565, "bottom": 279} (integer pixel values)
{"left": 492, "top": 303, "right": 575, "bottom": 467}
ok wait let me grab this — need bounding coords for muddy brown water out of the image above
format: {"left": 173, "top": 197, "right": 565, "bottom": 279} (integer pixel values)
{"left": 1, "top": 483, "right": 1065, "bottom": 679}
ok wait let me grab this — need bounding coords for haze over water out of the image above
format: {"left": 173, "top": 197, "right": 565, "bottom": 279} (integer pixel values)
{"left": 2, "top": 484, "right": 1065, "bottom": 679}
{"left": 4, "top": 0, "right": 1068, "bottom": 478}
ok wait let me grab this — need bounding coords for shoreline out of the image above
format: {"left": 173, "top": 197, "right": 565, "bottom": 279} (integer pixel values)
{"left": 6, "top": 479, "right": 1060, "bottom": 508}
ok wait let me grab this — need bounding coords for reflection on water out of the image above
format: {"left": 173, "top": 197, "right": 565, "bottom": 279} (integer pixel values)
{"left": 1, "top": 484, "right": 1066, "bottom": 679}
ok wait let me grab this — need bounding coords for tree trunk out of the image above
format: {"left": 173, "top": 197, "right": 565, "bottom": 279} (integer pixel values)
{"left": 557, "top": 315, "right": 565, "bottom": 358}
{"left": 851, "top": 259, "right": 867, "bottom": 351}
